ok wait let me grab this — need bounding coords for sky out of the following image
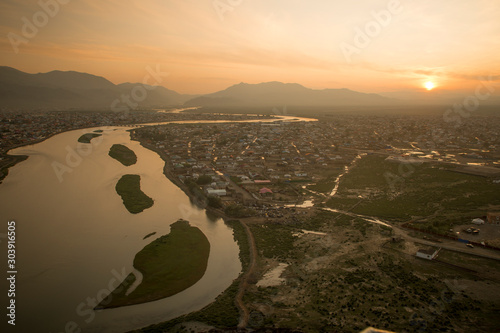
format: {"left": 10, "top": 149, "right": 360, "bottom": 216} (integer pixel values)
{"left": 0, "top": 0, "right": 499, "bottom": 95}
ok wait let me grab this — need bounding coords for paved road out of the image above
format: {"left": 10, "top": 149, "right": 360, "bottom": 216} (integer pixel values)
{"left": 326, "top": 207, "right": 500, "bottom": 261}
{"left": 224, "top": 174, "right": 256, "bottom": 202}
{"left": 393, "top": 227, "right": 500, "bottom": 261}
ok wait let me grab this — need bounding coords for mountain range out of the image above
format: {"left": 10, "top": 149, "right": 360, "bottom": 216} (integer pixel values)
{"left": 183, "top": 82, "right": 394, "bottom": 108}
{"left": 0, "top": 66, "right": 194, "bottom": 110}
{"left": 1, "top": 66, "right": 498, "bottom": 111}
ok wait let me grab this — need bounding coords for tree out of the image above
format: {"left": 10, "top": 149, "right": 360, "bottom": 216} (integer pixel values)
{"left": 207, "top": 195, "right": 223, "bottom": 209}
{"left": 224, "top": 204, "right": 255, "bottom": 218}
{"left": 196, "top": 175, "right": 212, "bottom": 185}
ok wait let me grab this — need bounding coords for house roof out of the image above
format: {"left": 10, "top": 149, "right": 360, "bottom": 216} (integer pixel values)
{"left": 417, "top": 248, "right": 438, "bottom": 255}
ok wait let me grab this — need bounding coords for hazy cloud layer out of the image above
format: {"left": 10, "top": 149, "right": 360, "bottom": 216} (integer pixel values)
{"left": 0, "top": 0, "right": 498, "bottom": 94}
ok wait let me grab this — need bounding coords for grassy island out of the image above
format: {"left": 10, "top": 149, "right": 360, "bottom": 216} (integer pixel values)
{"left": 109, "top": 144, "right": 137, "bottom": 166}
{"left": 97, "top": 220, "right": 210, "bottom": 308}
{"left": 133, "top": 220, "right": 248, "bottom": 331}
{"left": 77, "top": 133, "right": 102, "bottom": 143}
{"left": 143, "top": 232, "right": 156, "bottom": 240}
{"left": 115, "top": 174, "right": 154, "bottom": 214}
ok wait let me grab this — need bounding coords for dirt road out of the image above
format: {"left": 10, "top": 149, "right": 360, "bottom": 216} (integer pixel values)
{"left": 235, "top": 219, "right": 258, "bottom": 328}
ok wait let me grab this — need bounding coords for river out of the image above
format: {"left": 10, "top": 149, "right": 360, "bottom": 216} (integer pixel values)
{"left": 0, "top": 125, "right": 242, "bottom": 333}
{"left": 0, "top": 114, "right": 316, "bottom": 333}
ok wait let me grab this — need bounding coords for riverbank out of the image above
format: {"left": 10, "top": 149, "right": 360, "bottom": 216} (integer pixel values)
{"left": 130, "top": 219, "right": 252, "bottom": 332}
{"left": 0, "top": 154, "right": 28, "bottom": 184}
{"left": 77, "top": 132, "right": 102, "bottom": 143}
{"left": 131, "top": 133, "right": 228, "bottom": 218}
{"left": 109, "top": 143, "right": 138, "bottom": 166}
{"left": 0, "top": 125, "right": 96, "bottom": 184}
{"left": 98, "top": 220, "right": 210, "bottom": 309}
{"left": 0, "top": 119, "right": 244, "bottom": 332}
{"left": 115, "top": 174, "right": 154, "bottom": 214}
{"left": 130, "top": 131, "right": 260, "bottom": 330}
{"left": 129, "top": 126, "right": 500, "bottom": 332}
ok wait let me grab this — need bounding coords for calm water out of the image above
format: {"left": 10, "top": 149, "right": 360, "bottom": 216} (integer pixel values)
{"left": 0, "top": 126, "right": 241, "bottom": 332}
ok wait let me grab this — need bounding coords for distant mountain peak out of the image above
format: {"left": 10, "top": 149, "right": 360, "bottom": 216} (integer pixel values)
{"left": 184, "top": 81, "right": 394, "bottom": 107}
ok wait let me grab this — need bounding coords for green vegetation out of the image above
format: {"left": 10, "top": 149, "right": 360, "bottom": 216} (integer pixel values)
{"left": 99, "top": 220, "right": 210, "bottom": 308}
{"left": 307, "top": 170, "right": 341, "bottom": 193}
{"left": 109, "top": 144, "right": 137, "bottom": 166}
{"left": 230, "top": 175, "right": 241, "bottom": 184}
{"left": 196, "top": 174, "right": 212, "bottom": 185}
{"left": 143, "top": 232, "right": 156, "bottom": 240}
{"left": 436, "top": 249, "right": 500, "bottom": 272}
{"left": 207, "top": 195, "right": 223, "bottom": 209}
{"left": 0, "top": 155, "right": 28, "bottom": 183}
{"left": 182, "top": 179, "right": 208, "bottom": 208}
{"left": 225, "top": 220, "right": 251, "bottom": 269}
{"left": 115, "top": 174, "right": 154, "bottom": 214}
{"left": 129, "top": 208, "right": 500, "bottom": 332}
{"left": 224, "top": 203, "right": 255, "bottom": 218}
{"left": 134, "top": 220, "right": 250, "bottom": 332}
{"left": 184, "top": 179, "right": 206, "bottom": 198}
{"left": 327, "top": 155, "right": 500, "bottom": 225}
{"left": 238, "top": 211, "right": 500, "bottom": 332}
{"left": 135, "top": 281, "right": 240, "bottom": 332}
{"left": 250, "top": 224, "right": 297, "bottom": 260}
{"left": 307, "top": 181, "right": 336, "bottom": 193}
{"left": 77, "top": 133, "right": 102, "bottom": 143}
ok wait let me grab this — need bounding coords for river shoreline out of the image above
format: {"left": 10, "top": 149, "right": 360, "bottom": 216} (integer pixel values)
{"left": 131, "top": 132, "right": 230, "bottom": 220}
{"left": 129, "top": 130, "right": 259, "bottom": 330}
{"left": 0, "top": 125, "right": 94, "bottom": 183}
{"left": 0, "top": 111, "right": 279, "bottom": 184}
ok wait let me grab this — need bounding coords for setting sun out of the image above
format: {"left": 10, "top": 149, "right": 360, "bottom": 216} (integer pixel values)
{"left": 425, "top": 81, "right": 435, "bottom": 90}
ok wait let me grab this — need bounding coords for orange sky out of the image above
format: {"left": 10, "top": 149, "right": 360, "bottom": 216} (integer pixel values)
{"left": 0, "top": 0, "right": 499, "bottom": 94}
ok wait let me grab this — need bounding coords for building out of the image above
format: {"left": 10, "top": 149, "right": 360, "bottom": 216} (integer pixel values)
{"left": 206, "top": 188, "right": 227, "bottom": 196}
{"left": 472, "top": 218, "right": 485, "bottom": 225}
{"left": 487, "top": 212, "right": 500, "bottom": 225}
{"left": 416, "top": 247, "right": 440, "bottom": 260}
{"left": 259, "top": 187, "right": 273, "bottom": 195}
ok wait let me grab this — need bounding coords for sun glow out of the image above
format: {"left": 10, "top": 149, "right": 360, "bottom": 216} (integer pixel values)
{"left": 425, "top": 81, "right": 435, "bottom": 90}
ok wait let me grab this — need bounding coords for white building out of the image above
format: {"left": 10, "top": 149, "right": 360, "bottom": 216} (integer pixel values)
{"left": 206, "top": 188, "right": 227, "bottom": 196}
{"left": 416, "top": 248, "right": 440, "bottom": 260}
{"left": 472, "top": 218, "right": 485, "bottom": 225}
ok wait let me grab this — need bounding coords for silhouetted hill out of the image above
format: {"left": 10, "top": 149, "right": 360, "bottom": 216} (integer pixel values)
{"left": 0, "top": 66, "right": 194, "bottom": 110}
{"left": 184, "top": 81, "right": 395, "bottom": 107}
{"left": 116, "top": 83, "right": 190, "bottom": 105}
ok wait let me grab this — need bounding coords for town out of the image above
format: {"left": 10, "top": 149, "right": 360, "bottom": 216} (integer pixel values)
{"left": 2, "top": 109, "right": 500, "bottom": 332}
{"left": 132, "top": 111, "right": 500, "bottom": 211}
{"left": 0, "top": 110, "right": 273, "bottom": 182}
{"left": 125, "top": 110, "right": 500, "bottom": 333}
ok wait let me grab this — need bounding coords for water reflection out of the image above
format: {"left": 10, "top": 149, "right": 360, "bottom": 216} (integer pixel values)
{"left": 0, "top": 126, "right": 241, "bottom": 333}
